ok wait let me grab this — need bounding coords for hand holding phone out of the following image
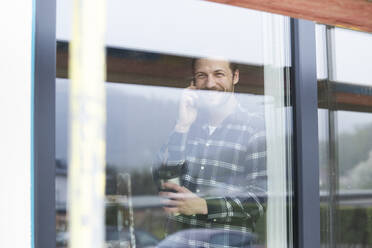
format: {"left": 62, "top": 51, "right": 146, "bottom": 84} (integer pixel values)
{"left": 174, "top": 81, "right": 198, "bottom": 133}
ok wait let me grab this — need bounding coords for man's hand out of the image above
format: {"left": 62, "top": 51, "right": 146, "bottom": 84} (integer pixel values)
{"left": 160, "top": 182, "right": 208, "bottom": 216}
{"left": 174, "top": 83, "right": 198, "bottom": 133}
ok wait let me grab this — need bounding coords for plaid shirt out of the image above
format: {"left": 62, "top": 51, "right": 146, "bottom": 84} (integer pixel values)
{"left": 157, "top": 106, "right": 267, "bottom": 240}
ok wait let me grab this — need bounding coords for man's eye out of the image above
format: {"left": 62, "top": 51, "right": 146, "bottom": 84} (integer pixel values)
{"left": 196, "top": 74, "right": 206, "bottom": 79}
{"left": 216, "top": 73, "right": 225, "bottom": 77}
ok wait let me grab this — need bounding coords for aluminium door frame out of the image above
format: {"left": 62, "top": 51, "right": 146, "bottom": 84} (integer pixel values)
{"left": 32, "top": 3, "right": 320, "bottom": 248}
{"left": 291, "top": 18, "right": 320, "bottom": 248}
{"left": 33, "top": 0, "right": 56, "bottom": 247}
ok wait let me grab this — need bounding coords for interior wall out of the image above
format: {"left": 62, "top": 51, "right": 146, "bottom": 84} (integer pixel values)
{"left": 0, "top": 1, "right": 33, "bottom": 247}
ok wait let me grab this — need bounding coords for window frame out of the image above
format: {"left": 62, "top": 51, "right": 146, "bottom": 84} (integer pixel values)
{"left": 33, "top": 3, "right": 320, "bottom": 248}
{"left": 291, "top": 18, "right": 320, "bottom": 248}
{"left": 33, "top": 0, "right": 56, "bottom": 247}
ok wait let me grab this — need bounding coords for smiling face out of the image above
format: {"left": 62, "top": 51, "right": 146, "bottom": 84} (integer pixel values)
{"left": 193, "top": 58, "right": 239, "bottom": 108}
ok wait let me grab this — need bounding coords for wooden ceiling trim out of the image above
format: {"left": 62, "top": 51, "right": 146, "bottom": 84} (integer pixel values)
{"left": 207, "top": 0, "right": 372, "bottom": 33}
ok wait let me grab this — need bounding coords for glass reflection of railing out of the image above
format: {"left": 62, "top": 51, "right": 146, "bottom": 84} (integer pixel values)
{"left": 105, "top": 195, "right": 164, "bottom": 208}
{"left": 320, "top": 189, "right": 372, "bottom": 206}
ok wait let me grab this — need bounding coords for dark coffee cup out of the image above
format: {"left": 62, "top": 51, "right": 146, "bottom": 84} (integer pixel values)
{"left": 153, "top": 165, "right": 182, "bottom": 193}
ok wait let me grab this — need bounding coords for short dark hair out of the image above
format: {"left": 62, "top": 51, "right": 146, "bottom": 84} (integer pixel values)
{"left": 191, "top": 58, "right": 238, "bottom": 75}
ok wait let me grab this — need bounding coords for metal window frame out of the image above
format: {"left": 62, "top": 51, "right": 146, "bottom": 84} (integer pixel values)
{"left": 33, "top": 0, "right": 56, "bottom": 247}
{"left": 32, "top": 3, "right": 320, "bottom": 248}
{"left": 291, "top": 18, "right": 321, "bottom": 248}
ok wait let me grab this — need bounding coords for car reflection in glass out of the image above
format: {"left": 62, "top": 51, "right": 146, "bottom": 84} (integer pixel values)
{"left": 157, "top": 229, "right": 257, "bottom": 248}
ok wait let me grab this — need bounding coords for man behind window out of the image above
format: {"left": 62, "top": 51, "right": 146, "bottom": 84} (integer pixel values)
{"left": 155, "top": 58, "right": 267, "bottom": 247}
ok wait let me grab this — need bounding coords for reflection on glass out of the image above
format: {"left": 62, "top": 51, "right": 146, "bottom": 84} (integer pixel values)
{"left": 56, "top": 57, "right": 290, "bottom": 246}
{"left": 57, "top": 59, "right": 268, "bottom": 247}
{"left": 56, "top": 2, "right": 293, "bottom": 247}
{"left": 56, "top": 55, "right": 291, "bottom": 248}
{"left": 337, "top": 112, "right": 372, "bottom": 191}
{"left": 317, "top": 25, "right": 372, "bottom": 248}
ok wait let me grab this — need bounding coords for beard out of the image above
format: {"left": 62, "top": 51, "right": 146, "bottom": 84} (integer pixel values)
{"left": 197, "top": 89, "right": 233, "bottom": 112}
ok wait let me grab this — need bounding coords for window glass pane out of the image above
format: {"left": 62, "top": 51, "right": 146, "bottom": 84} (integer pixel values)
{"left": 56, "top": 1, "right": 294, "bottom": 247}
{"left": 317, "top": 25, "right": 372, "bottom": 248}
{"left": 331, "top": 28, "right": 372, "bottom": 86}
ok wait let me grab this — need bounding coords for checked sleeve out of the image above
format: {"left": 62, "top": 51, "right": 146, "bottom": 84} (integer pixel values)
{"left": 204, "top": 129, "right": 267, "bottom": 224}
{"left": 156, "top": 131, "right": 188, "bottom": 168}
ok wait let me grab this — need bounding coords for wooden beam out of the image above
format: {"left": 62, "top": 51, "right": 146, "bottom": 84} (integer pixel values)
{"left": 208, "top": 0, "right": 372, "bottom": 33}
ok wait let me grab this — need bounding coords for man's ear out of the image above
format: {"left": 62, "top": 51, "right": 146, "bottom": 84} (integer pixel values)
{"left": 233, "top": 69, "right": 239, "bottom": 85}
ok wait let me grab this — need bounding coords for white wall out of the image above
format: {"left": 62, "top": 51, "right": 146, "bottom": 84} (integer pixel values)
{"left": 0, "top": 1, "right": 32, "bottom": 248}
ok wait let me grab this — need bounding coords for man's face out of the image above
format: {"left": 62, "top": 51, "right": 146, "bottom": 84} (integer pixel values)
{"left": 193, "top": 58, "right": 239, "bottom": 108}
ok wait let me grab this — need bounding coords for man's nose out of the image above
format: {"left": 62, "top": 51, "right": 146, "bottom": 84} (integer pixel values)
{"left": 205, "top": 75, "right": 217, "bottom": 89}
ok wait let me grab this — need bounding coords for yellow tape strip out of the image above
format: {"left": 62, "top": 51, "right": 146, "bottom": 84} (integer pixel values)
{"left": 67, "top": 0, "right": 106, "bottom": 247}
